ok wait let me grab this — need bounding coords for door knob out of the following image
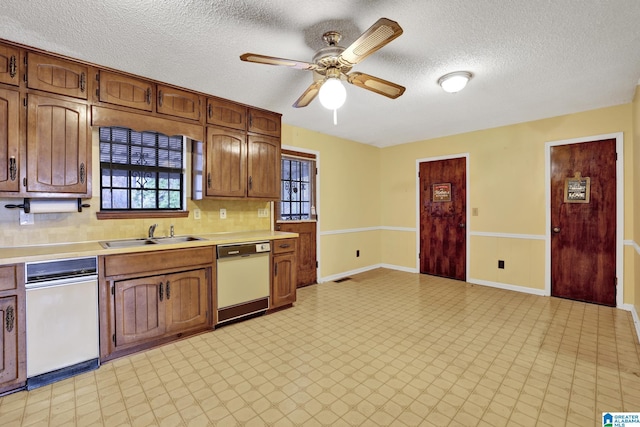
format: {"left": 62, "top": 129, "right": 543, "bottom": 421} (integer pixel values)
{"left": 552, "top": 227, "right": 561, "bottom": 233}
{"left": 458, "top": 223, "right": 465, "bottom": 228}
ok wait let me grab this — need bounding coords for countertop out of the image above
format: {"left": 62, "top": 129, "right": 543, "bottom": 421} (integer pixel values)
{"left": 0, "top": 230, "right": 298, "bottom": 265}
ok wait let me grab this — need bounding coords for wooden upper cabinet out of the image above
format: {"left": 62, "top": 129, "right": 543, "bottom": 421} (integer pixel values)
{"left": 207, "top": 98, "right": 246, "bottom": 131}
{"left": 26, "top": 94, "right": 89, "bottom": 194}
{"left": 26, "top": 52, "right": 88, "bottom": 99}
{"left": 98, "top": 70, "right": 153, "bottom": 111}
{"left": 0, "top": 88, "right": 20, "bottom": 192}
{"left": 0, "top": 44, "right": 19, "bottom": 86}
{"left": 247, "top": 134, "right": 280, "bottom": 199}
{"left": 205, "top": 126, "right": 246, "bottom": 198}
{"left": 248, "top": 108, "right": 281, "bottom": 137}
{"left": 157, "top": 85, "right": 202, "bottom": 121}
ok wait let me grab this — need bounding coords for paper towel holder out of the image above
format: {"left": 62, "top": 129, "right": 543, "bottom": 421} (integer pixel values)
{"left": 4, "top": 198, "right": 91, "bottom": 213}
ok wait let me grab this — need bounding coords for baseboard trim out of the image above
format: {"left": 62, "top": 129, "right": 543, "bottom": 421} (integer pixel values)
{"left": 621, "top": 303, "right": 640, "bottom": 343}
{"left": 467, "top": 277, "right": 548, "bottom": 296}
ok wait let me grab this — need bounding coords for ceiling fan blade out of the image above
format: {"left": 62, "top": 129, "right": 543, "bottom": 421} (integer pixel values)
{"left": 347, "top": 72, "right": 405, "bottom": 99}
{"left": 293, "top": 80, "right": 324, "bottom": 108}
{"left": 240, "top": 53, "right": 317, "bottom": 71}
{"left": 339, "top": 18, "right": 403, "bottom": 66}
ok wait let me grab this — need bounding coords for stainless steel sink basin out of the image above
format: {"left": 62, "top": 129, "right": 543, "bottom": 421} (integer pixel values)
{"left": 152, "top": 236, "right": 207, "bottom": 244}
{"left": 100, "top": 238, "right": 157, "bottom": 249}
{"left": 100, "top": 236, "right": 207, "bottom": 249}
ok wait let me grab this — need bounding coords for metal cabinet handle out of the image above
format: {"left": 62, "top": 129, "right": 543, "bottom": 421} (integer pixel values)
{"left": 159, "top": 282, "right": 164, "bottom": 301}
{"left": 249, "top": 176, "right": 253, "bottom": 190}
{"left": 207, "top": 103, "right": 212, "bottom": 118}
{"left": 146, "top": 88, "right": 152, "bottom": 105}
{"left": 9, "top": 55, "right": 17, "bottom": 78}
{"left": 80, "top": 72, "right": 86, "bottom": 92}
{"left": 5, "top": 305, "right": 14, "bottom": 333}
{"left": 80, "top": 163, "right": 85, "bottom": 184}
{"left": 207, "top": 173, "right": 211, "bottom": 188}
{"left": 158, "top": 90, "right": 163, "bottom": 107}
{"left": 9, "top": 156, "right": 16, "bottom": 181}
{"left": 274, "top": 263, "right": 277, "bottom": 276}
{"left": 166, "top": 281, "right": 170, "bottom": 300}
{"left": 279, "top": 244, "right": 291, "bottom": 249}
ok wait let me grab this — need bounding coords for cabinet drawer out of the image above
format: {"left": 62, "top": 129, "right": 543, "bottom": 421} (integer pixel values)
{"left": 272, "top": 239, "right": 296, "bottom": 254}
{"left": 157, "top": 85, "right": 202, "bottom": 121}
{"left": 98, "top": 70, "right": 153, "bottom": 111}
{"left": 27, "top": 52, "right": 89, "bottom": 99}
{"left": 207, "top": 98, "right": 246, "bottom": 130}
{"left": 0, "top": 265, "right": 17, "bottom": 292}
{"left": 104, "top": 247, "right": 214, "bottom": 277}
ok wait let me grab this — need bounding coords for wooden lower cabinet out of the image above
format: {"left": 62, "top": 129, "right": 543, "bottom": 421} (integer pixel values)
{"left": 100, "top": 248, "right": 214, "bottom": 361}
{"left": 271, "top": 239, "right": 297, "bottom": 309}
{"left": 0, "top": 264, "right": 25, "bottom": 395}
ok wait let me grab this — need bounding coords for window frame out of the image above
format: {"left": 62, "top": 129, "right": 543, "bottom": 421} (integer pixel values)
{"left": 96, "top": 126, "right": 188, "bottom": 220}
{"left": 277, "top": 150, "right": 317, "bottom": 222}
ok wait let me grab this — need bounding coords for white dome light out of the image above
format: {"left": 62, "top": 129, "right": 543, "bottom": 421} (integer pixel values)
{"left": 438, "top": 71, "right": 473, "bottom": 93}
{"left": 319, "top": 78, "right": 347, "bottom": 110}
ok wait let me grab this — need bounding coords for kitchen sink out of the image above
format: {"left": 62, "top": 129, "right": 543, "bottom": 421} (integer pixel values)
{"left": 100, "top": 238, "right": 157, "bottom": 249}
{"left": 152, "top": 236, "right": 207, "bottom": 244}
{"left": 100, "top": 236, "right": 206, "bottom": 249}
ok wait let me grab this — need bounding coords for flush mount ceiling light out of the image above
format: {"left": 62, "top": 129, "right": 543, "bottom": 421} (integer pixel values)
{"left": 438, "top": 71, "right": 473, "bottom": 93}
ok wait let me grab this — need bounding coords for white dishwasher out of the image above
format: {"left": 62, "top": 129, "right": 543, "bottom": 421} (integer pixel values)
{"left": 25, "top": 257, "right": 99, "bottom": 389}
{"left": 217, "top": 242, "right": 271, "bottom": 324}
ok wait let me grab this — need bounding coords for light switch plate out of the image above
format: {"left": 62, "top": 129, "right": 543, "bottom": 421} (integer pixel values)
{"left": 193, "top": 209, "right": 201, "bottom": 220}
{"left": 219, "top": 208, "right": 227, "bottom": 219}
{"left": 258, "top": 208, "right": 268, "bottom": 217}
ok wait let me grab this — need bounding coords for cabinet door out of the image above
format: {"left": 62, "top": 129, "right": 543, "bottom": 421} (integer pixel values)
{"left": 247, "top": 134, "right": 280, "bottom": 199}
{"left": 114, "top": 277, "right": 166, "bottom": 348}
{"left": 165, "top": 269, "right": 209, "bottom": 333}
{"left": 207, "top": 98, "right": 246, "bottom": 131}
{"left": 205, "top": 126, "right": 246, "bottom": 197}
{"left": 27, "top": 52, "right": 88, "bottom": 99}
{"left": 26, "top": 94, "right": 89, "bottom": 194}
{"left": 0, "top": 88, "right": 20, "bottom": 192}
{"left": 248, "top": 109, "right": 281, "bottom": 137}
{"left": 98, "top": 70, "right": 153, "bottom": 111}
{"left": 272, "top": 253, "right": 296, "bottom": 308}
{"left": 0, "top": 296, "right": 20, "bottom": 386}
{"left": 0, "top": 44, "right": 19, "bottom": 86}
{"left": 157, "top": 85, "right": 202, "bottom": 121}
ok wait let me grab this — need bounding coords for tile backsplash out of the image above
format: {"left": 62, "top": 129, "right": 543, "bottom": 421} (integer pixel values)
{"left": 0, "top": 197, "right": 272, "bottom": 247}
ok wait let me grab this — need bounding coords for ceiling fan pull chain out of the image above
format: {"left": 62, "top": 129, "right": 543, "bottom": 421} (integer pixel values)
{"left": 333, "top": 109, "right": 338, "bottom": 125}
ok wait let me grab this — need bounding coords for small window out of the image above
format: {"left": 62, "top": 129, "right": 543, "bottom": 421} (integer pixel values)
{"left": 278, "top": 153, "right": 316, "bottom": 221}
{"left": 99, "top": 127, "right": 184, "bottom": 211}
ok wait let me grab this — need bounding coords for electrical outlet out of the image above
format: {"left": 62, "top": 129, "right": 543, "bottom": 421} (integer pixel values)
{"left": 219, "top": 208, "right": 227, "bottom": 219}
{"left": 258, "top": 208, "right": 268, "bottom": 217}
{"left": 472, "top": 208, "right": 479, "bottom": 216}
{"left": 193, "top": 209, "right": 201, "bottom": 220}
{"left": 20, "top": 211, "right": 34, "bottom": 225}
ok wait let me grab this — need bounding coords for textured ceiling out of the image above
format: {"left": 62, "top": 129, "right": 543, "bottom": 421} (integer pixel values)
{"left": 2, "top": 1, "right": 640, "bottom": 147}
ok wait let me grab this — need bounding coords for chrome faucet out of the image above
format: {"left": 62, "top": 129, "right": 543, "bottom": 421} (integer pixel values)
{"left": 148, "top": 223, "right": 157, "bottom": 238}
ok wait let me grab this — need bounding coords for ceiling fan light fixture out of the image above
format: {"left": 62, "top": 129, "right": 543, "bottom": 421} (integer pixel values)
{"left": 319, "top": 78, "right": 347, "bottom": 110}
{"left": 438, "top": 71, "right": 473, "bottom": 93}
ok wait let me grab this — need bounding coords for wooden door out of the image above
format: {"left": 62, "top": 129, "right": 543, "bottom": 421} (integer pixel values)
{"left": 114, "top": 277, "right": 165, "bottom": 347}
{"left": 247, "top": 134, "right": 280, "bottom": 199}
{"left": 0, "top": 88, "right": 20, "bottom": 192}
{"left": 205, "top": 126, "right": 246, "bottom": 197}
{"left": 27, "top": 94, "right": 89, "bottom": 194}
{"left": 164, "top": 269, "right": 209, "bottom": 333}
{"left": 550, "top": 139, "right": 616, "bottom": 306}
{"left": 98, "top": 70, "right": 153, "bottom": 111}
{"left": 27, "top": 52, "right": 88, "bottom": 99}
{"left": 276, "top": 222, "right": 317, "bottom": 287}
{"left": 0, "top": 44, "right": 20, "bottom": 86}
{"left": 272, "top": 253, "right": 296, "bottom": 308}
{"left": 0, "top": 296, "right": 19, "bottom": 386}
{"left": 419, "top": 157, "right": 466, "bottom": 280}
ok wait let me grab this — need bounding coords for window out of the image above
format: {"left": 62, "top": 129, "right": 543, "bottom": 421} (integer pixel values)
{"left": 99, "top": 127, "right": 184, "bottom": 211}
{"left": 279, "top": 152, "right": 316, "bottom": 221}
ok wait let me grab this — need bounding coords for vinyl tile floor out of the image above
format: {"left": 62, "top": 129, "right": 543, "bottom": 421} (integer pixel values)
{"left": 1, "top": 268, "right": 639, "bottom": 426}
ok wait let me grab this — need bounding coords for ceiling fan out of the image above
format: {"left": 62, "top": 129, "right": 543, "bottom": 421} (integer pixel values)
{"left": 240, "top": 18, "right": 406, "bottom": 109}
